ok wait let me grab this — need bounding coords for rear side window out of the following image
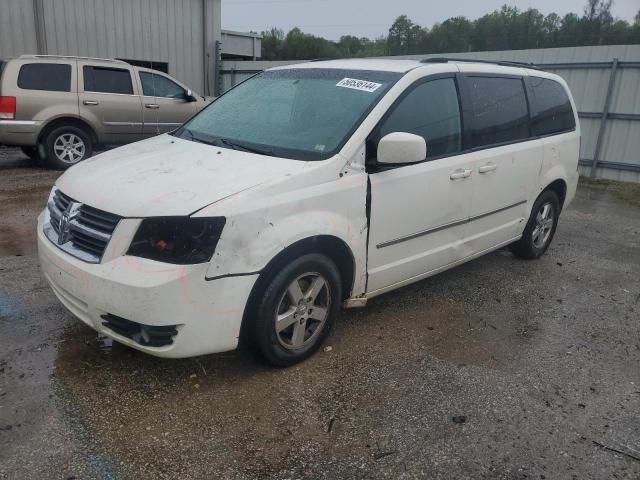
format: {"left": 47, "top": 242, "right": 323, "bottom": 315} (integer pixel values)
{"left": 468, "top": 76, "right": 530, "bottom": 148}
{"left": 18, "top": 63, "right": 72, "bottom": 92}
{"left": 530, "top": 77, "right": 575, "bottom": 136}
{"left": 0, "top": 61, "right": 6, "bottom": 78}
{"left": 140, "top": 72, "right": 185, "bottom": 98}
{"left": 83, "top": 66, "right": 133, "bottom": 94}
{"left": 378, "top": 78, "right": 462, "bottom": 159}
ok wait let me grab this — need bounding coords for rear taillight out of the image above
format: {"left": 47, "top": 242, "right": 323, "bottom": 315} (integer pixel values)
{"left": 0, "top": 96, "right": 16, "bottom": 120}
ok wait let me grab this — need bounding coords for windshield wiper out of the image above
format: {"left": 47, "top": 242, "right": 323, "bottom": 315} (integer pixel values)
{"left": 181, "top": 128, "right": 217, "bottom": 147}
{"left": 216, "top": 138, "right": 276, "bottom": 157}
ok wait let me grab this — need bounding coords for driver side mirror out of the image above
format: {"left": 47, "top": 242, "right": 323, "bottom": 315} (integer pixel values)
{"left": 185, "top": 89, "right": 197, "bottom": 102}
{"left": 377, "top": 132, "right": 427, "bottom": 165}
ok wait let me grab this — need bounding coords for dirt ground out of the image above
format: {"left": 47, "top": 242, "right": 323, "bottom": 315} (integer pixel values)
{"left": 1, "top": 146, "right": 639, "bottom": 480}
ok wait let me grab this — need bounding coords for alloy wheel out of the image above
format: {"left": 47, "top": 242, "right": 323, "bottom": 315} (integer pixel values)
{"left": 54, "top": 133, "right": 86, "bottom": 164}
{"left": 532, "top": 202, "right": 554, "bottom": 249}
{"left": 274, "top": 272, "right": 331, "bottom": 350}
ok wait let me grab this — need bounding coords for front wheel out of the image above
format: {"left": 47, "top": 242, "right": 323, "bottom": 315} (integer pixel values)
{"left": 251, "top": 253, "right": 342, "bottom": 367}
{"left": 509, "top": 190, "right": 560, "bottom": 259}
{"left": 43, "top": 126, "right": 93, "bottom": 170}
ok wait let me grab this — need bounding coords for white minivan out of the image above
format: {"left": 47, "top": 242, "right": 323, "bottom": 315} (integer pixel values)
{"left": 38, "top": 58, "right": 580, "bottom": 366}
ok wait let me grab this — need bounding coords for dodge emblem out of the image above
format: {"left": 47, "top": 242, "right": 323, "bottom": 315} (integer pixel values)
{"left": 57, "top": 202, "right": 80, "bottom": 245}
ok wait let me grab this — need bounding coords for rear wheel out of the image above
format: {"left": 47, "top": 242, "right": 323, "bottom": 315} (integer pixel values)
{"left": 251, "top": 253, "right": 341, "bottom": 367}
{"left": 509, "top": 190, "right": 560, "bottom": 259}
{"left": 43, "top": 126, "right": 93, "bottom": 170}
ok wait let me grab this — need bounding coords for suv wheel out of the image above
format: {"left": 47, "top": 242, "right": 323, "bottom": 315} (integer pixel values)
{"left": 44, "top": 126, "right": 93, "bottom": 170}
{"left": 509, "top": 190, "right": 560, "bottom": 259}
{"left": 251, "top": 253, "right": 341, "bottom": 367}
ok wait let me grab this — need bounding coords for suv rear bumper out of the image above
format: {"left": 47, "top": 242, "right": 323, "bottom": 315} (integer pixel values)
{"left": 0, "top": 120, "right": 42, "bottom": 146}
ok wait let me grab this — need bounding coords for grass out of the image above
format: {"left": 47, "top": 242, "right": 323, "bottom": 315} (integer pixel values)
{"left": 579, "top": 176, "right": 640, "bottom": 208}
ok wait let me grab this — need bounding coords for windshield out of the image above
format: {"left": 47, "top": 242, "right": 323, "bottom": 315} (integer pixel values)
{"left": 176, "top": 68, "right": 402, "bottom": 160}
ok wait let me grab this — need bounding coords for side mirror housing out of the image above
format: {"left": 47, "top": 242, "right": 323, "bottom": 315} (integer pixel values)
{"left": 185, "top": 89, "right": 197, "bottom": 102}
{"left": 377, "top": 132, "right": 427, "bottom": 165}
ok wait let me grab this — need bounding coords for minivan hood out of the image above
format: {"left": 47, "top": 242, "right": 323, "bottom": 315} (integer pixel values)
{"left": 56, "top": 135, "right": 312, "bottom": 217}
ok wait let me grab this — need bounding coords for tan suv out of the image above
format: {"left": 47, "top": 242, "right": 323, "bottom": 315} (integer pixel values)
{"left": 0, "top": 55, "right": 209, "bottom": 169}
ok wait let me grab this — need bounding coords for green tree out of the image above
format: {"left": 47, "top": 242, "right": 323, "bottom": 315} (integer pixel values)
{"left": 337, "top": 35, "right": 363, "bottom": 57}
{"left": 581, "top": 0, "right": 614, "bottom": 44}
{"left": 387, "top": 15, "right": 424, "bottom": 55}
{"left": 261, "top": 1, "right": 640, "bottom": 60}
{"left": 425, "top": 17, "right": 474, "bottom": 53}
{"left": 541, "top": 13, "right": 562, "bottom": 48}
{"left": 280, "top": 27, "right": 339, "bottom": 60}
{"left": 260, "top": 28, "right": 284, "bottom": 60}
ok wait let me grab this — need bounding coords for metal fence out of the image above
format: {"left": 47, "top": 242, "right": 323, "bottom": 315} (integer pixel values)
{"left": 221, "top": 45, "right": 640, "bottom": 183}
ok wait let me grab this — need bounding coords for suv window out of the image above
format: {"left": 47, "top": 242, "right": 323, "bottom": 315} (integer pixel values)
{"left": 18, "top": 63, "right": 72, "bottom": 92}
{"left": 83, "top": 66, "right": 133, "bottom": 94}
{"left": 140, "top": 72, "right": 185, "bottom": 99}
{"left": 378, "top": 78, "right": 462, "bottom": 159}
{"left": 0, "top": 61, "right": 6, "bottom": 78}
{"left": 468, "top": 76, "right": 530, "bottom": 148}
{"left": 530, "top": 77, "right": 576, "bottom": 136}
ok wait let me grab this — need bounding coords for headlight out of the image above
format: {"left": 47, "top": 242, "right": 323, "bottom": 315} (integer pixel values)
{"left": 127, "top": 217, "right": 226, "bottom": 265}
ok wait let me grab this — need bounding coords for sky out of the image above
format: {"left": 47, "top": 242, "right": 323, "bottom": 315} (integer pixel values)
{"left": 223, "top": 0, "right": 639, "bottom": 40}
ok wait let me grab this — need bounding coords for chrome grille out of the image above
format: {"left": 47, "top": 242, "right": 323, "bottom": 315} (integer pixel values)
{"left": 44, "top": 187, "right": 121, "bottom": 263}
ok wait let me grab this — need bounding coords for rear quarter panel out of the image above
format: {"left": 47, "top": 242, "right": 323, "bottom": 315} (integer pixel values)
{"left": 0, "top": 59, "right": 80, "bottom": 145}
{"left": 531, "top": 71, "right": 581, "bottom": 208}
{"left": 3, "top": 59, "right": 80, "bottom": 123}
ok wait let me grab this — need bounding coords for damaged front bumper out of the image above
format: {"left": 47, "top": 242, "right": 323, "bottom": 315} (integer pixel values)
{"left": 37, "top": 212, "right": 257, "bottom": 358}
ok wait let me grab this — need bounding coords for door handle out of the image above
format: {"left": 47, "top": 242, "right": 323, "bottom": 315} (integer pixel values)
{"left": 479, "top": 162, "right": 497, "bottom": 174}
{"left": 145, "top": 104, "right": 160, "bottom": 109}
{"left": 83, "top": 100, "right": 99, "bottom": 106}
{"left": 450, "top": 168, "right": 472, "bottom": 180}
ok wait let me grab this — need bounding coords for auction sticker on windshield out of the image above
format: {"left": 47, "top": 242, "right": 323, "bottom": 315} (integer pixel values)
{"left": 336, "top": 78, "right": 382, "bottom": 93}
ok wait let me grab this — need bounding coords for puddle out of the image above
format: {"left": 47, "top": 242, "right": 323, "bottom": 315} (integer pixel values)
{"left": 0, "top": 290, "right": 22, "bottom": 319}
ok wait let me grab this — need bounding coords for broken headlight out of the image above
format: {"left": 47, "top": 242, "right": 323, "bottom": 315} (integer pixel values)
{"left": 127, "top": 217, "right": 226, "bottom": 265}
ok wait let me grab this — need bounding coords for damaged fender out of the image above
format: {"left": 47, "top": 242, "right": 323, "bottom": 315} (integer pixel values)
{"left": 196, "top": 164, "right": 369, "bottom": 298}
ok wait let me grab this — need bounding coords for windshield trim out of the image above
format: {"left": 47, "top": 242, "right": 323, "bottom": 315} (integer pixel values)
{"left": 174, "top": 68, "right": 404, "bottom": 161}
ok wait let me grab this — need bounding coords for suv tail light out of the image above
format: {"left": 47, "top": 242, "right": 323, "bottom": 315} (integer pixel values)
{"left": 0, "top": 96, "right": 16, "bottom": 120}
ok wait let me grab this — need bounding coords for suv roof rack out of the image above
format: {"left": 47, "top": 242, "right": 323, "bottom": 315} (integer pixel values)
{"left": 19, "top": 54, "right": 126, "bottom": 64}
{"left": 421, "top": 57, "right": 542, "bottom": 70}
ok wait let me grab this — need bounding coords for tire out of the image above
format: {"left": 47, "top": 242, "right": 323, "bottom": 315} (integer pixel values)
{"left": 43, "top": 125, "right": 93, "bottom": 170}
{"left": 509, "top": 190, "right": 560, "bottom": 259}
{"left": 249, "top": 253, "right": 342, "bottom": 367}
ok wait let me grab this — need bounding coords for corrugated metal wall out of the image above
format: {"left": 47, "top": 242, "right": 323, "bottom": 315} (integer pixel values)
{"left": 222, "top": 45, "right": 640, "bottom": 183}
{"left": 0, "top": 0, "right": 38, "bottom": 56}
{"left": 0, "top": 0, "right": 221, "bottom": 95}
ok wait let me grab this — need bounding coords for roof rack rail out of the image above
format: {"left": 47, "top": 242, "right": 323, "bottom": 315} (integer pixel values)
{"left": 20, "top": 54, "right": 126, "bottom": 63}
{"left": 421, "top": 57, "right": 542, "bottom": 70}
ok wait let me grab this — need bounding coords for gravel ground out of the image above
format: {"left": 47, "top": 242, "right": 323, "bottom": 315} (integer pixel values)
{"left": 1, "top": 147, "right": 639, "bottom": 479}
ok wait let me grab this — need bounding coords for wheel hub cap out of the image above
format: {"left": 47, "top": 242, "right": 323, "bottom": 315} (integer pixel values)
{"left": 274, "top": 272, "right": 331, "bottom": 350}
{"left": 532, "top": 202, "right": 554, "bottom": 249}
{"left": 54, "top": 133, "right": 86, "bottom": 164}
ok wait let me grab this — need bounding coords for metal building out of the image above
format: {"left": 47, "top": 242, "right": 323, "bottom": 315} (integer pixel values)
{"left": 0, "top": 0, "right": 260, "bottom": 96}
